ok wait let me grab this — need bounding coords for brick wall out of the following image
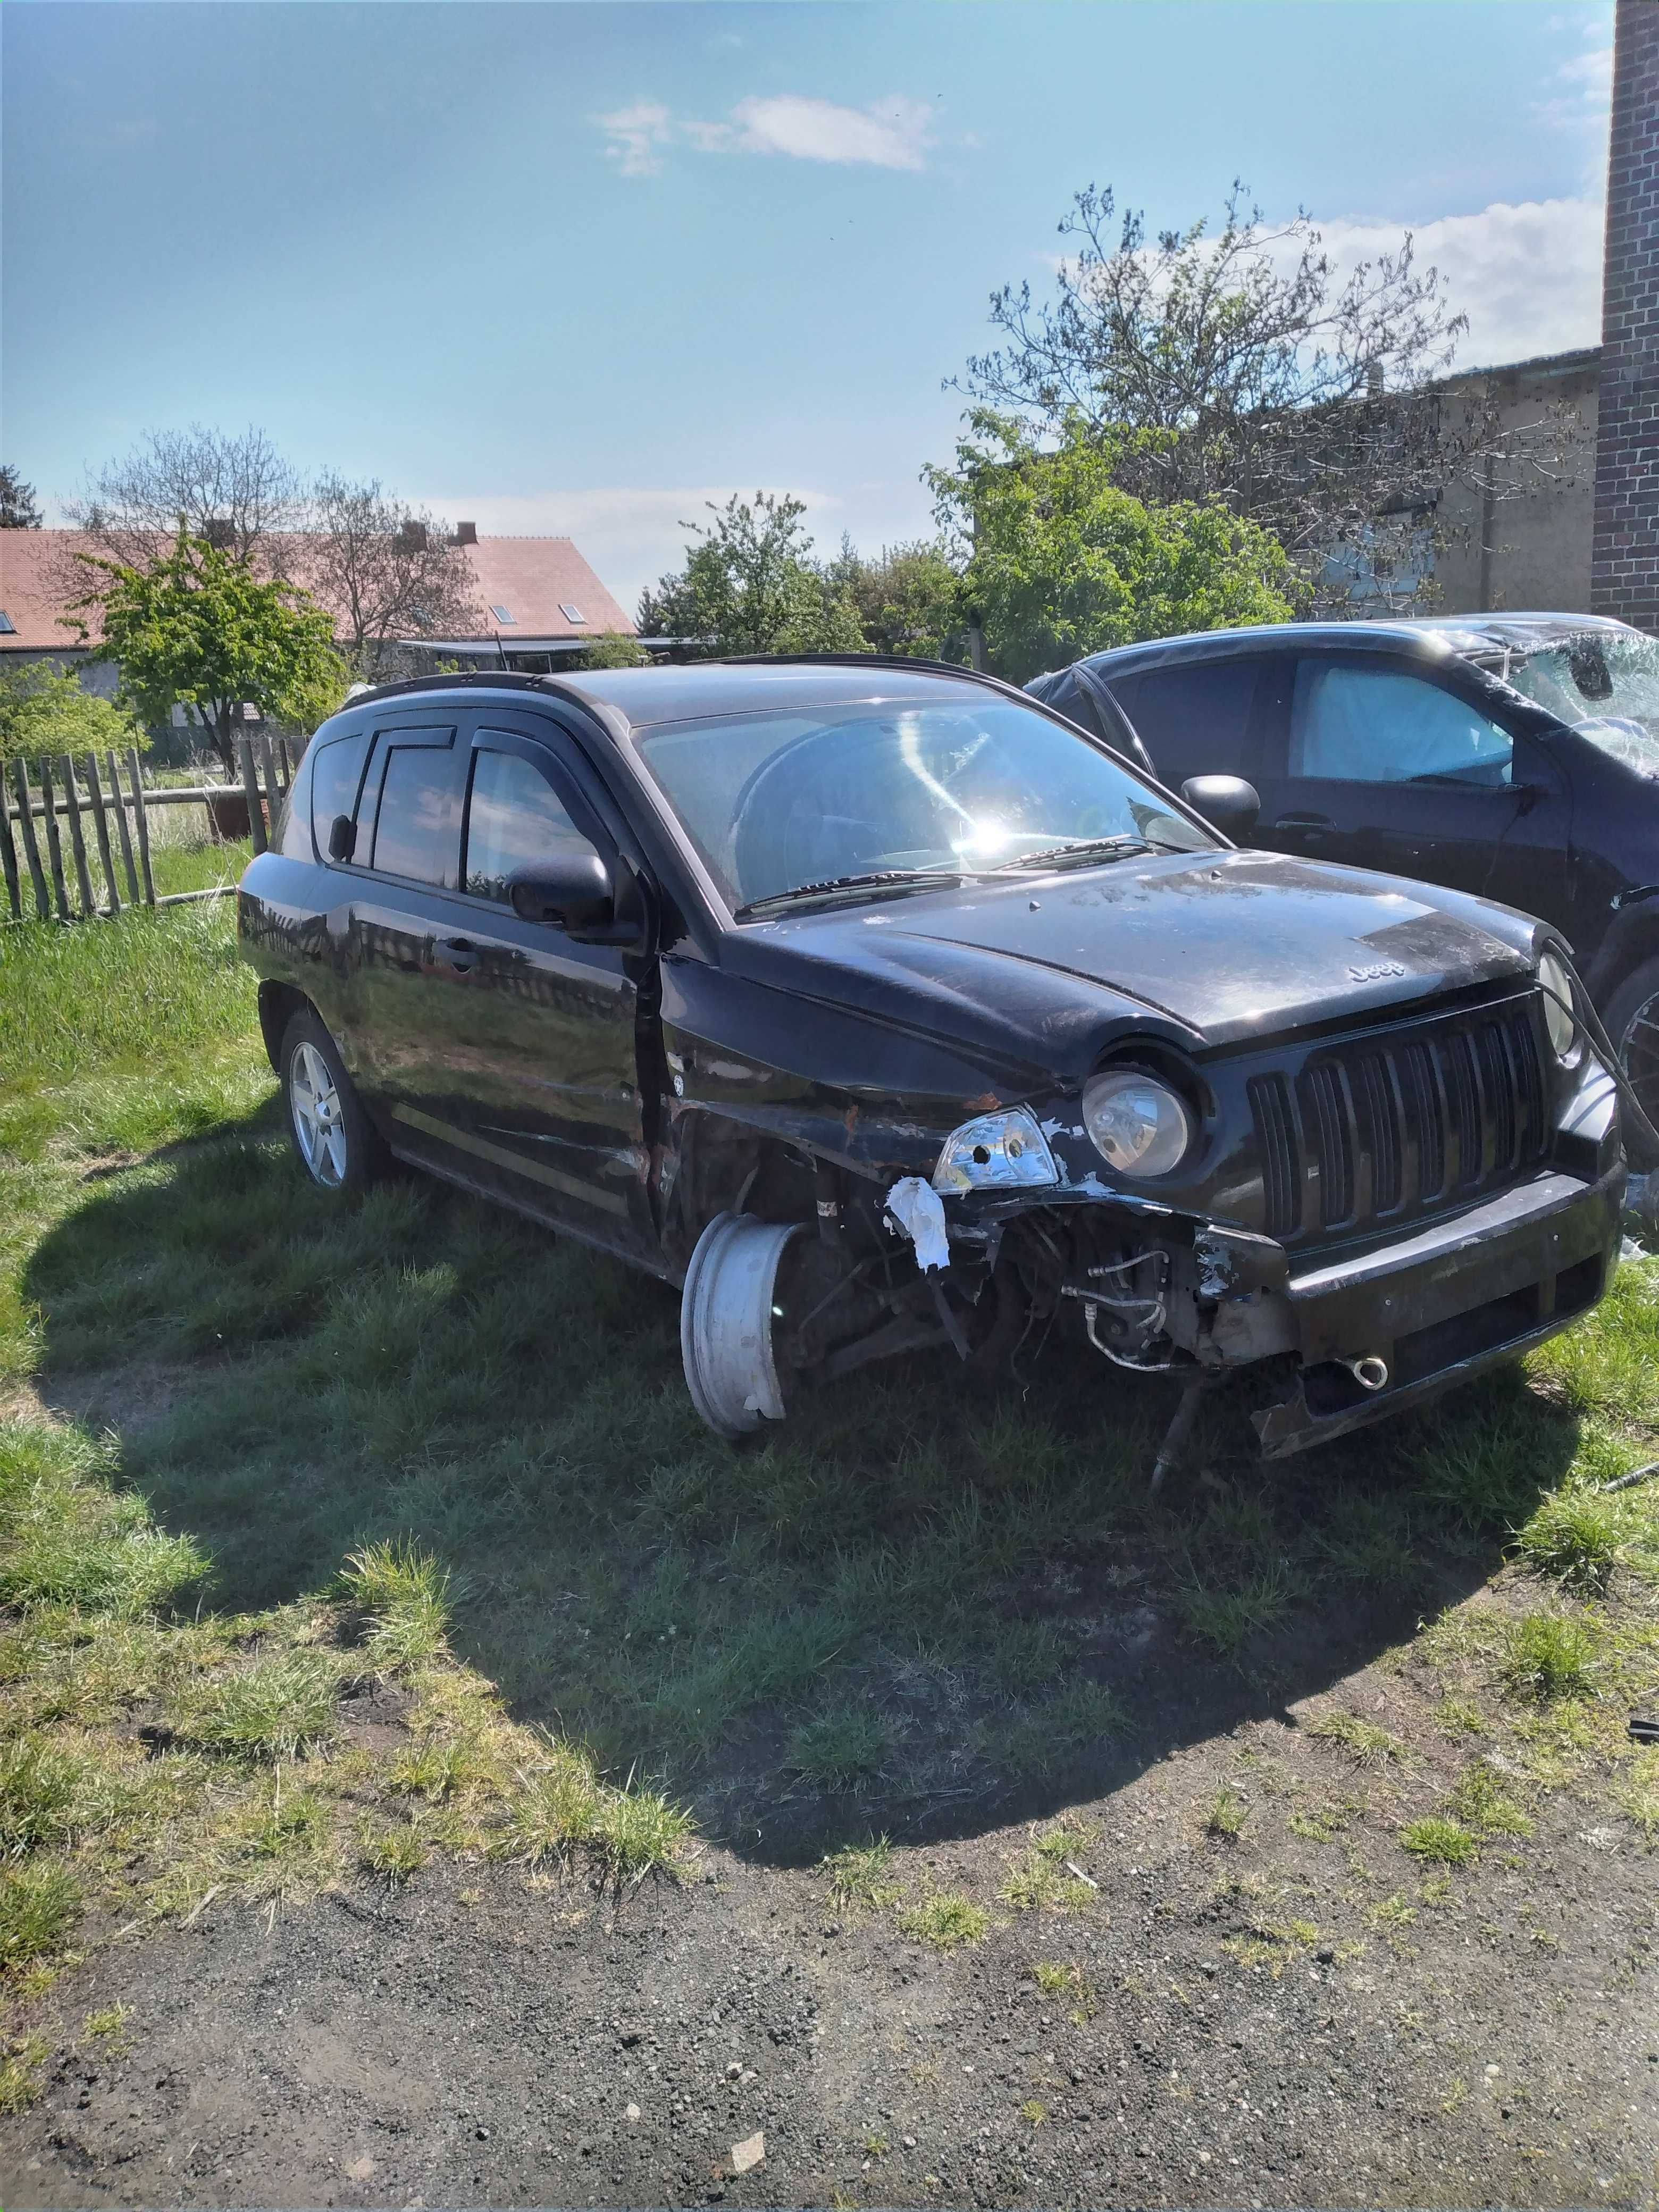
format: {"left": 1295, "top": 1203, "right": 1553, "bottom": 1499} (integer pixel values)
{"left": 1593, "top": 0, "right": 1659, "bottom": 632}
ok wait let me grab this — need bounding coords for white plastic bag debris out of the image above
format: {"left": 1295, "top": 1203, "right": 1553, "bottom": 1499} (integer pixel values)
{"left": 885, "top": 1176, "right": 951, "bottom": 1272}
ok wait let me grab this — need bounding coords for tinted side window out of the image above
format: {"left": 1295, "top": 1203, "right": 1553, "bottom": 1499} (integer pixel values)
{"left": 1290, "top": 663, "right": 1513, "bottom": 786}
{"left": 1041, "top": 672, "right": 1102, "bottom": 738}
{"left": 370, "top": 741, "right": 462, "bottom": 885}
{"left": 1110, "top": 659, "right": 1267, "bottom": 785}
{"left": 464, "top": 747, "right": 599, "bottom": 903}
{"left": 308, "top": 731, "right": 370, "bottom": 857}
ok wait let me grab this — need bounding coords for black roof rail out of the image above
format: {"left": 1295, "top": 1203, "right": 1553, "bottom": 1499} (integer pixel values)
{"left": 708, "top": 650, "right": 1031, "bottom": 700}
{"left": 328, "top": 652, "right": 1028, "bottom": 718}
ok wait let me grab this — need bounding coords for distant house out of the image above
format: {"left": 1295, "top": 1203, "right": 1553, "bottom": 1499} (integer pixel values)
{"left": 0, "top": 526, "right": 637, "bottom": 713}
{"left": 405, "top": 524, "right": 635, "bottom": 672}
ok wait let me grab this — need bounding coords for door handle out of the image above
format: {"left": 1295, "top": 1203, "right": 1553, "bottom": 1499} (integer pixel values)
{"left": 1272, "top": 812, "right": 1336, "bottom": 835}
{"left": 433, "top": 936, "right": 477, "bottom": 975}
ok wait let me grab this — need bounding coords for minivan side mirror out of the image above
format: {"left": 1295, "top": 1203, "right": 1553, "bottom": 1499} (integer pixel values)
{"left": 327, "top": 813, "right": 356, "bottom": 862}
{"left": 509, "top": 850, "right": 615, "bottom": 934}
{"left": 1181, "top": 774, "right": 1261, "bottom": 842}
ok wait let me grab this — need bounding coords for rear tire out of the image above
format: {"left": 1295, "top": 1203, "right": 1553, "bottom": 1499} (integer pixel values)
{"left": 279, "top": 1008, "right": 388, "bottom": 1194}
{"left": 1602, "top": 957, "right": 1659, "bottom": 1134}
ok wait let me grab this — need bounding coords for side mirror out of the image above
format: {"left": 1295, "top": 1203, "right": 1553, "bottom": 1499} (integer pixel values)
{"left": 327, "top": 813, "right": 356, "bottom": 862}
{"left": 1181, "top": 774, "right": 1261, "bottom": 842}
{"left": 508, "top": 850, "right": 615, "bottom": 933}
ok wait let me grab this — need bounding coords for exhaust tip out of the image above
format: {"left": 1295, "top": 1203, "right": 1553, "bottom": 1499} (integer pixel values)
{"left": 1346, "top": 1354, "right": 1389, "bottom": 1393}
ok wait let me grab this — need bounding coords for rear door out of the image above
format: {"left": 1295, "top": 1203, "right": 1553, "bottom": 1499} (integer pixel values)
{"left": 344, "top": 715, "right": 468, "bottom": 1104}
{"left": 390, "top": 711, "right": 655, "bottom": 1261}
{"left": 1255, "top": 655, "right": 1574, "bottom": 927}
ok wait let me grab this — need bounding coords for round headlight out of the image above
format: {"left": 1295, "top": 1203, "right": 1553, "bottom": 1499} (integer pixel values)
{"left": 1537, "top": 950, "right": 1580, "bottom": 1064}
{"left": 1082, "top": 1069, "right": 1194, "bottom": 1177}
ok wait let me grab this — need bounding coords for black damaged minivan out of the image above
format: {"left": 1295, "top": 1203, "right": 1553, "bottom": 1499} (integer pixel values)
{"left": 237, "top": 657, "right": 1623, "bottom": 1465}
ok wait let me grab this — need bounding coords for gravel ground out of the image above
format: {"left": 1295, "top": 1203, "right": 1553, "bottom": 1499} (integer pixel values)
{"left": 4, "top": 1674, "right": 1656, "bottom": 2212}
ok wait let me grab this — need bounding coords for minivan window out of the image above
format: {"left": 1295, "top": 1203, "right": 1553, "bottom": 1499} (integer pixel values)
{"left": 371, "top": 743, "right": 462, "bottom": 885}
{"left": 1111, "top": 658, "right": 1267, "bottom": 785}
{"left": 464, "top": 746, "right": 599, "bottom": 903}
{"left": 1290, "top": 663, "right": 1513, "bottom": 786}
{"left": 309, "top": 731, "right": 370, "bottom": 855}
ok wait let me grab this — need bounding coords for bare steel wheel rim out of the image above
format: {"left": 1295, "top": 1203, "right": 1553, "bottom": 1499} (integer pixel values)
{"left": 289, "top": 1040, "right": 347, "bottom": 1187}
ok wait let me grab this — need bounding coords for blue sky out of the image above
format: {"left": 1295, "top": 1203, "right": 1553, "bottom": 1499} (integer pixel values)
{"left": 2, "top": 0, "right": 1615, "bottom": 613}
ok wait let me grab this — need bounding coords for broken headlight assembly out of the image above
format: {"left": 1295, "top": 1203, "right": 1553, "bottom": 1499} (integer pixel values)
{"left": 1081, "top": 1068, "right": 1194, "bottom": 1178}
{"left": 931, "top": 1107, "right": 1059, "bottom": 1193}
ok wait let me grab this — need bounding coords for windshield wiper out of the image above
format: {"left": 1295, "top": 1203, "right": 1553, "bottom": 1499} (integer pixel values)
{"left": 991, "top": 834, "right": 1160, "bottom": 872}
{"left": 734, "top": 868, "right": 968, "bottom": 918}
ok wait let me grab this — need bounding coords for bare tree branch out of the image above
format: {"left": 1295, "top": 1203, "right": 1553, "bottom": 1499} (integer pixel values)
{"left": 952, "top": 181, "right": 1584, "bottom": 611}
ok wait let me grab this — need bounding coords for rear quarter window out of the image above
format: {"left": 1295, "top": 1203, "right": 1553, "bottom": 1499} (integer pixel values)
{"left": 307, "top": 730, "right": 371, "bottom": 858}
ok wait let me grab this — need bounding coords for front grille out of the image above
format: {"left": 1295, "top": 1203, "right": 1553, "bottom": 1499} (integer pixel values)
{"left": 1250, "top": 994, "right": 1550, "bottom": 1244}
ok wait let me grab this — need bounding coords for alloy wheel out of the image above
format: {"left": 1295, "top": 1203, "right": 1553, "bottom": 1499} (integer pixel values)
{"left": 1619, "top": 992, "right": 1659, "bottom": 1136}
{"left": 289, "top": 1040, "right": 348, "bottom": 1187}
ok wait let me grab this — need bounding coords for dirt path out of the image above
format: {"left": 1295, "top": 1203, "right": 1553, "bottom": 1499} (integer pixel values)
{"left": 5, "top": 1688, "right": 1655, "bottom": 2211}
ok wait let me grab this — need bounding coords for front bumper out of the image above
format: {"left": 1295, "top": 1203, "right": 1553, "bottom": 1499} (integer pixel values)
{"left": 1251, "top": 1160, "right": 1626, "bottom": 1457}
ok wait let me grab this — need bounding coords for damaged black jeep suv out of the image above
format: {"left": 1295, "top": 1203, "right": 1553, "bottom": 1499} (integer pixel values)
{"left": 238, "top": 657, "right": 1623, "bottom": 1461}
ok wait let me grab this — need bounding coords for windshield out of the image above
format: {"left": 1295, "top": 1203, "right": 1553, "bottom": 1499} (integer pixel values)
{"left": 632, "top": 696, "right": 1215, "bottom": 911}
{"left": 1502, "top": 630, "right": 1659, "bottom": 777}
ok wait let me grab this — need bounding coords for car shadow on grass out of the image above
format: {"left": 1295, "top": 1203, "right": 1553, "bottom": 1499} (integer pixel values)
{"left": 23, "top": 1101, "right": 1586, "bottom": 1866}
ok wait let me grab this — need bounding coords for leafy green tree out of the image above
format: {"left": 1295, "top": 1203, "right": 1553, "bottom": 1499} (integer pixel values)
{"left": 956, "top": 181, "right": 1577, "bottom": 613}
{"left": 822, "top": 535, "right": 966, "bottom": 659}
{"left": 928, "top": 411, "right": 1294, "bottom": 683}
{"left": 71, "top": 526, "right": 347, "bottom": 775}
{"left": 571, "top": 632, "right": 649, "bottom": 669}
{"left": 0, "top": 661, "right": 142, "bottom": 766}
{"left": 0, "top": 466, "right": 43, "bottom": 530}
{"left": 638, "top": 493, "right": 866, "bottom": 657}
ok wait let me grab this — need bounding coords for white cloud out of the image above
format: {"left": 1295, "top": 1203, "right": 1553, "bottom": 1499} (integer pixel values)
{"left": 1535, "top": 27, "right": 1614, "bottom": 132}
{"left": 700, "top": 94, "right": 933, "bottom": 171}
{"left": 597, "top": 100, "right": 673, "bottom": 179}
{"left": 414, "top": 484, "right": 844, "bottom": 617}
{"left": 1312, "top": 198, "right": 1603, "bottom": 367}
{"left": 599, "top": 93, "right": 934, "bottom": 178}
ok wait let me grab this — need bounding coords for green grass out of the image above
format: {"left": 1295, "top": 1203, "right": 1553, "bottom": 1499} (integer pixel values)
{"left": 1204, "top": 1784, "right": 1250, "bottom": 1839}
{"left": 1305, "top": 1710, "right": 1408, "bottom": 1769}
{"left": 342, "top": 1539, "right": 454, "bottom": 1670}
{"left": 171, "top": 1651, "right": 342, "bottom": 1761}
{"left": 1513, "top": 1490, "right": 1621, "bottom": 1593}
{"left": 1501, "top": 1613, "right": 1598, "bottom": 1702}
{"left": 0, "top": 1736, "right": 83, "bottom": 1853}
{"left": 898, "top": 1889, "right": 990, "bottom": 1950}
{"left": 4, "top": 880, "right": 1659, "bottom": 2015}
{"left": 1398, "top": 1816, "right": 1478, "bottom": 1867}
{"left": 1447, "top": 1759, "right": 1534, "bottom": 1839}
{"left": 785, "top": 1702, "right": 892, "bottom": 1792}
{"left": 0, "top": 1862, "right": 80, "bottom": 1969}
{"left": 823, "top": 1837, "right": 899, "bottom": 1913}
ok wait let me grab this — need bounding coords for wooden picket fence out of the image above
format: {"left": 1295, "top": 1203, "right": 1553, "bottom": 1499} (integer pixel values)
{"left": 0, "top": 735, "right": 297, "bottom": 925}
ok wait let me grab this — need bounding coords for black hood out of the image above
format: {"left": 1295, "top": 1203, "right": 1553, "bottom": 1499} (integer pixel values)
{"left": 719, "top": 848, "right": 1540, "bottom": 1083}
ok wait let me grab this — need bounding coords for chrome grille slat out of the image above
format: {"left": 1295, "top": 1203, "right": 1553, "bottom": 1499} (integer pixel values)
{"left": 1250, "top": 996, "right": 1551, "bottom": 1248}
